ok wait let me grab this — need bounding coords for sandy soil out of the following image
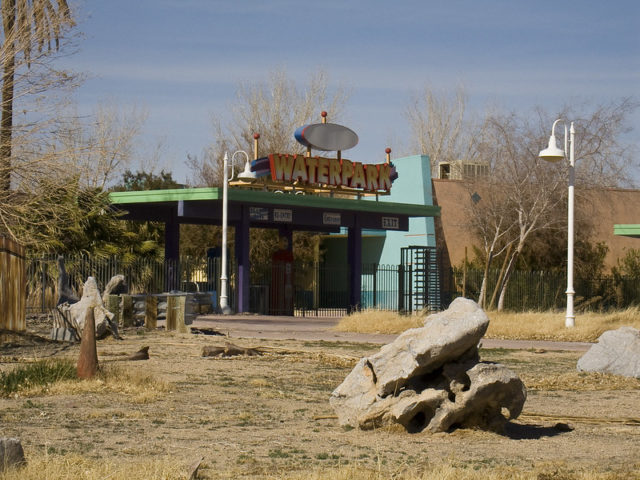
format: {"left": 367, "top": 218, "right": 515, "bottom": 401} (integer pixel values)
{"left": 0, "top": 319, "right": 638, "bottom": 478}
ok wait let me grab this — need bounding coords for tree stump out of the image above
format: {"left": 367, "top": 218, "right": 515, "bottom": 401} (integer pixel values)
{"left": 77, "top": 308, "right": 98, "bottom": 379}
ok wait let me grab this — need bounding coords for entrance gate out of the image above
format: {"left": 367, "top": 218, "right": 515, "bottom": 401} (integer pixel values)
{"left": 399, "top": 246, "right": 441, "bottom": 313}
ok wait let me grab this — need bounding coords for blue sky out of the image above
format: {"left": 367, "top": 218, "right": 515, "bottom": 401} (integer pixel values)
{"left": 65, "top": 0, "right": 640, "bottom": 183}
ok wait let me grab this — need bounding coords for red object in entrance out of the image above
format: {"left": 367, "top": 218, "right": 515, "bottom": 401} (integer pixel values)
{"left": 271, "top": 248, "right": 294, "bottom": 315}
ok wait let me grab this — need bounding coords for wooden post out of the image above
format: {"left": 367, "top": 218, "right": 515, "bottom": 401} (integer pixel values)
{"left": 0, "top": 237, "right": 26, "bottom": 332}
{"left": 176, "top": 295, "right": 187, "bottom": 333}
{"left": 166, "top": 295, "right": 186, "bottom": 332}
{"left": 145, "top": 296, "right": 157, "bottom": 331}
{"left": 121, "top": 295, "right": 134, "bottom": 327}
{"left": 166, "top": 295, "right": 176, "bottom": 331}
{"left": 106, "top": 295, "right": 120, "bottom": 327}
{"left": 77, "top": 308, "right": 98, "bottom": 379}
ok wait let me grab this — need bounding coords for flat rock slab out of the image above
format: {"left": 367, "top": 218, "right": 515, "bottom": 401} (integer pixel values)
{"left": 577, "top": 326, "right": 640, "bottom": 378}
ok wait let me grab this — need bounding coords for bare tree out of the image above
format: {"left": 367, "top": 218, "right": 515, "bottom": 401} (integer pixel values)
{"left": 56, "top": 103, "right": 148, "bottom": 189}
{"left": 467, "top": 98, "right": 638, "bottom": 310}
{"left": 188, "top": 68, "right": 350, "bottom": 187}
{"left": 405, "top": 84, "right": 482, "bottom": 176}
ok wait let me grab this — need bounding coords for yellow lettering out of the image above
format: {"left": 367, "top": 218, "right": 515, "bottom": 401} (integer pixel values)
{"left": 378, "top": 163, "right": 392, "bottom": 190}
{"left": 329, "top": 158, "right": 341, "bottom": 186}
{"left": 351, "top": 162, "right": 366, "bottom": 189}
{"left": 341, "top": 159, "right": 353, "bottom": 185}
{"left": 365, "top": 164, "right": 379, "bottom": 191}
{"left": 317, "top": 157, "right": 329, "bottom": 184}
{"left": 270, "top": 154, "right": 294, "bottom": 181}
{"left": 291, "top": 154, "right": 308, "bottom": 183}
{"left": 306, "top": 157, "right": 318, "bottom": 184}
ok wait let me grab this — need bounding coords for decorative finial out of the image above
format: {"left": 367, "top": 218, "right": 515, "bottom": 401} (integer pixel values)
{"left": 253, "top": 133, "right": 260, "bottom": 159}
{"left": 385, "top": 148, "right": 391, "bottom": 164}
{"left": 321, "top": 111, "right": 327, "bottom": 124}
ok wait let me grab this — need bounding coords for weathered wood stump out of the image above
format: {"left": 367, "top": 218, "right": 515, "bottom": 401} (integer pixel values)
{"left": 77, "top": 308, "right": 98, "bottom": 379}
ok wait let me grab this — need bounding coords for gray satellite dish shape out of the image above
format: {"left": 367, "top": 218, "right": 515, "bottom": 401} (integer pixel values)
{"left": 294, "top": 123, "right": 359, "bottom": 151}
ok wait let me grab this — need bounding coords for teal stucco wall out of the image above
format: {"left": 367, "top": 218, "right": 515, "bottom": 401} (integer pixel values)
{"left": 364, "top": 154, "right": 435, "bottom": 266}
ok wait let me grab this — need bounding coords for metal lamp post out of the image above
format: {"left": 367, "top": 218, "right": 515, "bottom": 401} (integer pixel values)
{"left": 539, "top": 119, "right": 576, "bottom": 328}
{"left": 219, "top": 150, "right": 255, "bottom": 315}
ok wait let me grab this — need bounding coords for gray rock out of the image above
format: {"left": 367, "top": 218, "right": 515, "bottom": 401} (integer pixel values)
{"left": 577, "top": 326, "right": 640, "bottom": 378}
{"left": 369, "top": 297, "right": 489, "bottom": 397}
{"left": 0, "top": 438, "right": 26, "bottom": 471}
{"left": 330, "top": 298, "right": 526, "bottom": 433}
{"left": 330, "top": 358, "right": 380, "bottom": 427}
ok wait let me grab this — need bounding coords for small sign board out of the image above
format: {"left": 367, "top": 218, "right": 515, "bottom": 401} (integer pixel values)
{"left": 249, "top": 207, "right": 269, "bottom": 221}
{"left": 382, "top": 216, "right": 399, "bottom": 229}
{"left": 273, "top": 209, "right": 293, "bottom": 223}
{"left": 323, "top": 212, "right": 341, "bottom": 226}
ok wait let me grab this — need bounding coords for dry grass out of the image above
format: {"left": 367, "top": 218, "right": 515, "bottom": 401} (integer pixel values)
{"left": 0, "top": 453, "right": 186, "bottom": 480}
{"left": 335, "top": 307, "right": 640, "bottom": 342}
{"left": 4, "top": 457, "right": 638, "bottom": 480}
{"left": 334, "top": 309, "right": 423, "bottom": 334}
{"left": 522, "top": 371, "right": 640, "bottom": 391}
{"left": 276, "top": 463, "right": 640, "bottom": 480}
{"left": 485, "top": 308, "right": 640, "bottom": 342}
{"left": 14, "top": 363, "right": 172, "bottom": 403}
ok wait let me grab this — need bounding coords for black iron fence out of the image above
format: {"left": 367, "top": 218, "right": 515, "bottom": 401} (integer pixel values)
{"left": 26, "top": 254, "right": 640, "bottom": 315}
{"left": 452, "top": 268, "right": 640, "bottom": 311}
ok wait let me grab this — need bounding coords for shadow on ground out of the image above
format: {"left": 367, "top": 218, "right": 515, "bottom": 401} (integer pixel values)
{"left": 504, "top": 421, "right": 572, "bottom": 440}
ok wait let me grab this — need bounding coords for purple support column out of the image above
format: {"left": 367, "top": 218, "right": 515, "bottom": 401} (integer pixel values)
{"left": 164, "top": 209, "right": 180, "bottom": 291}
{"left": 347, "top": 217, "right": 362, "bottom": 313}
{"left": 235, "top": 206, "right": 250, "bottom": 313}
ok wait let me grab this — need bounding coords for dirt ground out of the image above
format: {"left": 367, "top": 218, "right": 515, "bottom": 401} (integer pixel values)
{"left": 0, "top": 317, "right": 639, "bottom": 478}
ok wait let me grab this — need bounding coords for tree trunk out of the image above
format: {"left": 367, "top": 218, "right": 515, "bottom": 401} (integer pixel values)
{"left": 490, "top": 243, "right": 513, "bottom": 309}
{"left": 0, "top": 0, "right": 16, "bottom": 191}
{"left": 497, "top": 248, "right": 520, "bottom": 311}
{"left": 478, "top": 250, "right": 493, "bottom": 308}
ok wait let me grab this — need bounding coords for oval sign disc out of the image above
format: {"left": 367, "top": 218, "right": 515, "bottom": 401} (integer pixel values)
{"left": 294, "top": 123, "right": 359, "bottom": 151}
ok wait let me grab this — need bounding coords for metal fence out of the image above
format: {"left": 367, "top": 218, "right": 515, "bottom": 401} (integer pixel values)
{"left": 26, "top": 254, "right": 640, "bottom": 315}
{"left": 26, "top": 255, "right": 222, "bottom": 314}
{"left": 453, "top": 268, "right": 640, "bottom": 311}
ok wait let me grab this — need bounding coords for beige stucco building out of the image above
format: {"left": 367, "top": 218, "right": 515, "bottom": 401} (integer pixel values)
{"left": 432, "top": 179, "right": 640, "bottom": 271}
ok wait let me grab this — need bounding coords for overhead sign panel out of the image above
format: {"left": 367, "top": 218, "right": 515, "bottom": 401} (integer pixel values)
{"left": 294, "top": 123, "right": 358, "bottom": 152}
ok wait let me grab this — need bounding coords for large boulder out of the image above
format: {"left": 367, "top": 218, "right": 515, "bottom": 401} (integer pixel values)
{"left": 577, "top": 326, "right": 640, "bottom": 378}
{"left": 330, "top": 298, "right": 526, "bottom": 433}
{"left": 370, "top": 297, "right": 490, "bottom": 397}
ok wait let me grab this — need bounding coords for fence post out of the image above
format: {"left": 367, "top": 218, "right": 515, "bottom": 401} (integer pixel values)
{"left": 145, "top": 295, "right": 157, "bottom": 331}
{"left": 372, "top": 264, "right": 378, "bottom": 308}
{"left": 165, "top": 295, "right": 186, "bottom": 332}
{"left": 106, "top": 295, "right": 121, "bottom": 327}
{"left": 398, "top": 264, "right": 405, "bottom": 313}
{"left": 121, "top": 295, "right": 134, "bottom": 327}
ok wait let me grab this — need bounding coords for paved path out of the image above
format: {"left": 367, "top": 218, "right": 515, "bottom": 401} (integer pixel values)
{"left": 192, "top": 314, "right": 593, "bottom": 352}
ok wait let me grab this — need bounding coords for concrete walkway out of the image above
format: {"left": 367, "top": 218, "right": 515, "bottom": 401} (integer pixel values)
{"left": 192, "top": 314, "right": 593, "bottom": 352}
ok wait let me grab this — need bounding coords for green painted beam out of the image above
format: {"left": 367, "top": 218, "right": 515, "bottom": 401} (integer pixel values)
{"left": 109, "top": 187, "right": 220, "bottom": 204}
{"left": 109, "top": 187, "right": 440, "bottom": 218}
{"left": 614, "top": 224, "right": 640, "bottom": 237}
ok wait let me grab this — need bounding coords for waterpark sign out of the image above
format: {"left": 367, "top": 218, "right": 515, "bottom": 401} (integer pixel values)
{"left": 250, "top": 153, "right": 397, "bottom": 193}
